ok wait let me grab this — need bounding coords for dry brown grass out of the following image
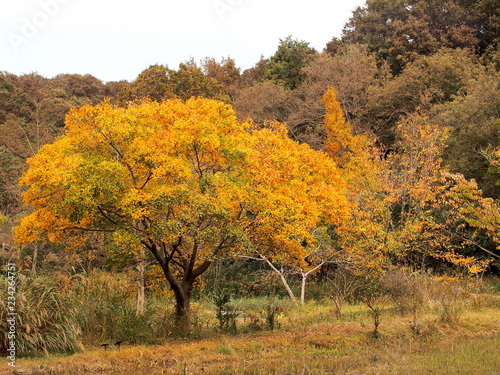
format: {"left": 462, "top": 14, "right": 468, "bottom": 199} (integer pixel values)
{"left": 5, "top": 305, "right": 500, "bottom": 375}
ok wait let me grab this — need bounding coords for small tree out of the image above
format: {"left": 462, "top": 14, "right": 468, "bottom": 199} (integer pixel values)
{"left": 242, "top": 227, "right": 345, "bottom": 305}
{"left": 358, "top": 274, "right": 390, "bottom": 338}
{"left": 328, "top": 265, "right": 359, "bottom": 320}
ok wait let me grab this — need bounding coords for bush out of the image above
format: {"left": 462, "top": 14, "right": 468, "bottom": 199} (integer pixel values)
{"left": 382, "top": 270, "right": 428, "bottom": 333}
{"left": 326, "top": 266, "right": 360, "bottom": 320}
{"left": 213, "top": 289, "right": 239, "bottom": 333}
{"left": 201, "top": 259, "right": 293, "bottom": 299}
{"left": 264, "top": 297, "right": 286, "bottom": 330}
{"left": 429, "top": 276, "right": 467, "bottom": 325}
{"left": 236, "top": 296, "right": 291, "bottom": 332}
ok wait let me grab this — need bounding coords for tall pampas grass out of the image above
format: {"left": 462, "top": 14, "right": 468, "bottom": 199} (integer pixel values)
{"left": 0, "top": 274, "right": 83, "bottom": 356}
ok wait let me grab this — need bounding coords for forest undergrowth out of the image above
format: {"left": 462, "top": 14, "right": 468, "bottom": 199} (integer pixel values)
{"left": 2, "top": 272, "right": 500, "bottom": 374}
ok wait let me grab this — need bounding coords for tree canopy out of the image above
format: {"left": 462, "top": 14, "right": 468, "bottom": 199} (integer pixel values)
{"left": 342, "top": 0, "right": 499, "bottom": 74}
{"left": 264, "top": 36, "right": 316, "bottom": 90}
{"left": 15, "top": 97, "right": 349, "bottom": 330}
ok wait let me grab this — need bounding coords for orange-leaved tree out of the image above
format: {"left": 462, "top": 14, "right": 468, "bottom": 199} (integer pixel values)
{"left": 240, "top": 120, "right": 349, "bottom": 304}
{"left": 323, "top": 86, "right": 397, "bottom": 320}
{"left": 15, "top": 97, "right": 348, "bottom": 331}
{"left": 386, "top": 113, "right": 496, "bottom": 272}
{"left": 322, "top": 86, "right": 497, "bottom": 321}
{"left": 324, "top": 86, "right": 392, "bottom": 273}
{"left": 323, "top": 86, "right": 492, "bottom": 277}
{"left": 249, "top": 87, "right": 387, "bottom": 306}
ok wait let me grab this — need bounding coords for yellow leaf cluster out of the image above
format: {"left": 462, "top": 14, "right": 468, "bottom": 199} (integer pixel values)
{"left": 15, "top": 97, "right": 349, "bottom": 270}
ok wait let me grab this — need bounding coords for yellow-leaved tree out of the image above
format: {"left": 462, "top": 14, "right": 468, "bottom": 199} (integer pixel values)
{"left": 240, "top": 121, "right": 349, "bottom": 304}
{"left": 15, "top": 97, "right": 348, "bottom": 331}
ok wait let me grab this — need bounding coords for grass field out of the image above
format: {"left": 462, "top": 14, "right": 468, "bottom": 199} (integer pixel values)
{"left": 4, "top": 302, "right": 500, "bottom": 375}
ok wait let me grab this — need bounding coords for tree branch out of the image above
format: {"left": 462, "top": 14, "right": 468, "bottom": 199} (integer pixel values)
{"left": 97, "top": 205, "right": 121, "bottom": 226}
{"left": 63, "top": 226, "right": 115, "bottom": 233}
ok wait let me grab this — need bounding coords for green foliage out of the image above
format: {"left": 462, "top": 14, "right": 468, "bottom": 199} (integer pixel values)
{"left": 342, "top": 0, "right": 497, "bottom": 74}
{"left": 213, "top": 289, "right": 239, "bottom": 333}
{"left": 0, "top": 147, "right": 22, "bottom": 212}
{"left": 118, "top": 60, "right": 227, "bottom": 103}
{"left": 436, "top": 72, "right": 500, "bottom": 198}
{"left": 170, "top": 60, "right": 221, "bottom": 100}
{"left": 232, "top": 296, "right": 291, "bottom": 332}
{"left": 364, "top": 48, "right": 481, "bottom": 144}
{"left": 118, "top": 64, "right": 173, "bottom": 103}
{"left": 202, "top": 56, "right": 241, "bottom": 101}
{"left": 51, "top": 74, "right": 106, "bottom": 104}
{"left": 201, "top": 258, "right": 292, "bottom": 299}
{"left": 263, "top": 297, "right": 285, "bottom": 330}
{"left": 265, "top": 36, "right": 316, "bottom": 89}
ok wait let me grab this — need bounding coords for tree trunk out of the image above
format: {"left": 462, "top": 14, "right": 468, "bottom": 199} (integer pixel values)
{"left": 169, "top": 261, "right": 211, "bottom": 334}
{"left": 364, "top": 298, "right": 383, "bottom": 339}
{"left": 144, "top": 239, "right": 212, "bottom": 334}
{"left": 135, "top": 254, "right": 146, "bottom": 316}
{"left": 263, "top": 258, "right": 296, "bottom": 301}
{"left": 299, "top": 263, "right": 325, "bottom": 305}
{"left": 161, "top": 261, "right": 198, "bottom": 334}
{"left": 171, "top": 280, "right": 194, "bottom": 334}
{"left": 300, "top": 273, "right": 307, "bottom": 305}
{"left": 373, "top": 309, "right": 381, "bottom": 338}
{"left": 174, "top": 295, "right": 190, "bottom": 332}
{"left": 279, "top": 271, "right": 296, "bottom": 301}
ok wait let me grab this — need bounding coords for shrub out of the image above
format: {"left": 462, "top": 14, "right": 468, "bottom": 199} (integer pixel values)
{"left": 213, "top": 289, "right": 239, "bottom": 333}
{"left": 327, "top": 266, "right": 360, "bottom": 320}
{"left": 236, "top": 296, "right": 291, "bottom": 331}
{"left": 429, "top": 276, "right": 467, "bottom": 325}
{"left": 356, "top": 274, "right": 390, "bottom": 338}
{"left": 382, "top": 270, "right": 428, "bottom": 333}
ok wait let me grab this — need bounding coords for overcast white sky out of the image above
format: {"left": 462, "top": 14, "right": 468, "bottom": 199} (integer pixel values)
{"left": 1, "top": 0, "right": 366, "bottom": 82}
